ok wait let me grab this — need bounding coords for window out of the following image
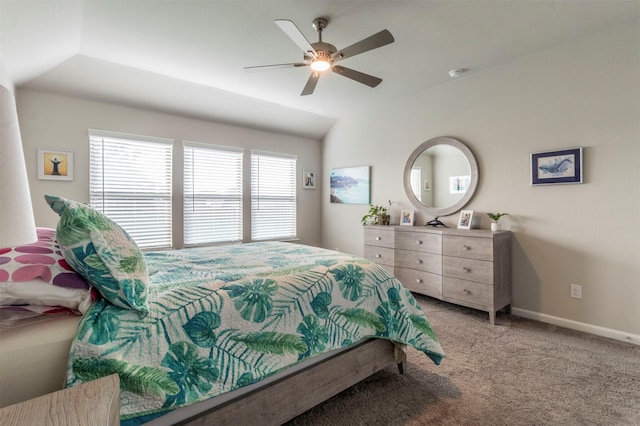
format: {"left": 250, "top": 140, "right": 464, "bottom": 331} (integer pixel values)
{"left": 184, "top": 143, "right": 243, "bottom": 246}
{"left": 89, "top": 130, "right": 173, "bottom": 250}
{"left": 251, "top": 151, "right": 297, "bottom": 241}
{"left": 410, "top": 168, "right": 422, "bottom": 199}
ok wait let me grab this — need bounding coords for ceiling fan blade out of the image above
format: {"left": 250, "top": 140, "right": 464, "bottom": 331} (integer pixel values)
{"left": 332, "top": 29, "right": 394, "bottom": 61}
{"left": 301, "top": 72, "right": 321, "bottom": 96}
{"left": 332, "top": 65, "right": 382, "bottom": 88}
{"left": 275, "top": 19, "right": 317, "bottom": 58}
{"left": 244, "top": 63, "right": 308, "bottom": 72}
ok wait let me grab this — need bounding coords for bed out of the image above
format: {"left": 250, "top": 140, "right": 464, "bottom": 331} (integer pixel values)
{"left": 0, "top": 195, "right": 445, "bottom": 424}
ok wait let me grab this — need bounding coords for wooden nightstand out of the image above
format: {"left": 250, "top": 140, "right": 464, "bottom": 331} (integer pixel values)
{"left": 0, "top": 374, "right": 120, "bottom": 425}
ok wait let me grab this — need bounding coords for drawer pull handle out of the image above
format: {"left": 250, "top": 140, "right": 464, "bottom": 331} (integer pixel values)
{"left": 463, "top": 289, "right": 471, "bottom": 295}
{"left": 376, "top": 237, "right": 381, "bottom": 241}
{"left": 416, "top": 259, "right": 423, "bottom": 264}
{"left": 462, "top": 267, "right": 471, "bottom": 272}
{"left": 375, "top": 254, "right": 381, "bottom": 258}
{"left": 416, "top": 279, "right": 422, "bottom": 283}
{"left": 416, "top": 240, "right": 422, "bottom": 245}
{"left": 463, "top": 245, "right": 471, "bottom": 250}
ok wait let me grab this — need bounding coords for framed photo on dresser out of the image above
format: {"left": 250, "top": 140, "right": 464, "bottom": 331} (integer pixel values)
{"left": 400, "top": 210, "right": 414, "bottom": 226}
{"left": 457, "top": 210, "right": 474, "bottom": 230}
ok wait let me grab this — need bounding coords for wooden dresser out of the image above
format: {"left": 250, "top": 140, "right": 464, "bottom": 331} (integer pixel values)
{"left": 364, "top": 225, "right": 511, "bottom": 324}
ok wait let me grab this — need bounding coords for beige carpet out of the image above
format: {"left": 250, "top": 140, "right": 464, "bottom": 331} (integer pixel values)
{"left": 286, "top": 295, "right": 640, "bottom": 426}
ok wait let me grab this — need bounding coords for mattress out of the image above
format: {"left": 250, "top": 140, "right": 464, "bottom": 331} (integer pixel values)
{"left": 0, "top": 314, "right": 81, "bottom": 407}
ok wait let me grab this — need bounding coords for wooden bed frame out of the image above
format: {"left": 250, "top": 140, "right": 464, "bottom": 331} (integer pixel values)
{"left": 170, "top": 338, "right": 401, "bottom": 425}
{"left": 1, "top": 316, "right": 402, "bottom": 426}
{"left": 1, "top": 338, "right": 401, "bottom": 426}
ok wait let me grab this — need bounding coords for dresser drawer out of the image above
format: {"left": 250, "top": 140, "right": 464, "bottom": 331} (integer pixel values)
{"left": 443, "top": 235, "right": 493, "bottom": 261}
{"left": 442, "top": 256, "right": 494, "bottom": 284}
{"left": 395, "top": 267, "right": 442, "bottom": 299}
{"left": 364, "top": 227, "right": 395, "bottom": 248}
{"left": 395, "top": 231, "right": 441, "bottom": 254}
{"left": 443, "top": 277, "right": 493, "bottom": 307}
{"left": 364, "top": 245, "right": 395, "bottom": 267}
{"left": 395, "top": 249, "right": 441, "bottom": 274}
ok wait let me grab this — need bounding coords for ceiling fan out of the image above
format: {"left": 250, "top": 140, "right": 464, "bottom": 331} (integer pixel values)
{"left": 244, "top": 18, "right": 394, "bottom": 96}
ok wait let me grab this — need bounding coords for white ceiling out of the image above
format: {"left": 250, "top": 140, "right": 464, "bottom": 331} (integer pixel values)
{"left": 1, "top": 0, "right": 638, "bottom": 140}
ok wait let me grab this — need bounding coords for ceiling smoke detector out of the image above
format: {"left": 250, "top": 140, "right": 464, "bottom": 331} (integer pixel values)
{"left": 448, "top": 68, "right": 465, "bottom": 78}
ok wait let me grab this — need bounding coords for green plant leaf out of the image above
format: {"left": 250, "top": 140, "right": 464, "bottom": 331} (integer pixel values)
{"left": 231, "top": 331, "right": 307, "bottom": 355}
{"left": 88, "top": 310, "right": 120, "bottom": 345}
{"left": 310, "top": 292, "right": 332, "bottom": 319}
{"left": 183, "top": 311, "right": 221, "bottom": 348}
{"left": 338, "top": 307, "right": 386, "bottom": 332}
{"left": 73, "top": 357, "right": 179, "bottom": 396}
{"left": 410, "top": 313, "right": 439, "bottom": 341}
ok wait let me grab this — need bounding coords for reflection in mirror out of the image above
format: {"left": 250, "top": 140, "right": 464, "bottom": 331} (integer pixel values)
{"left": 410, "top": 144, "right": 471, "bottom": 208}
{"left": 404, "top": 137, "right": 479, "bottom": 219}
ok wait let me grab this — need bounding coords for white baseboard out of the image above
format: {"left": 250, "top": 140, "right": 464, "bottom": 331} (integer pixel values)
{"left": 511, "top": 307, "right": 640, "bottom": 346}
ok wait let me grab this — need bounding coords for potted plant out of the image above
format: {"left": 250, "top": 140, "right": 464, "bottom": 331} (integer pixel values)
{"left": 361, "top": 203, "right": 391, "bottom": 226}
{"left": 487, "top": 212, "right": 509, "bottom": 231}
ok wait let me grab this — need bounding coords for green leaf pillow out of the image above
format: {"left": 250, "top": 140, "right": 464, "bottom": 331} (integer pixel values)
{"left": 44, "top": 195, "right": 149, "bottom": 314}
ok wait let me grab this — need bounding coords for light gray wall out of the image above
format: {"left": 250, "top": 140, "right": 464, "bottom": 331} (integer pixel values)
{"left": 17, "top": 90, "right": 323, "bottom": 248}
{"left": 321, "top": 21, "right": 640, "bottom": 338}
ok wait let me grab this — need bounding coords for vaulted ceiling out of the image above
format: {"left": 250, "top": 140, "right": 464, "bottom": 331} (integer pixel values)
{"left": 1, "top": 1, "right": 638, "bottom": 139}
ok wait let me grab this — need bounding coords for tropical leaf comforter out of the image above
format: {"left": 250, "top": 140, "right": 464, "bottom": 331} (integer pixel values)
{"left": 66, "top": 242, "right": 445, "bottom": 424}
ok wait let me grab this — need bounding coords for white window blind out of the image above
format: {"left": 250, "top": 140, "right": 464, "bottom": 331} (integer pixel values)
{"left": 89, "top": 130, "right": 173, "bottom": 250}
{"left": 184, "top": 143, "right": 243, "bottom": 246}
{"left": 251, "top": 151, "right": 297, "bottom": 241}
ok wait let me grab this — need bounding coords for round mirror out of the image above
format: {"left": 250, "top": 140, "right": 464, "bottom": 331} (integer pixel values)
{"left": 403, "top": 136, "right": 479, "bottom": 218}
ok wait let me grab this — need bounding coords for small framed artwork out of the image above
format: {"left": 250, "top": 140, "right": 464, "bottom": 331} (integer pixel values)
{"left": 457, "top": 209, "right": 474, "bottom": 230}
{"left": 449, "top": 175, "right": 470, "bottom": 194}
{"left": 531, "top": 147, "right": 583, "bottom": 185}
{"left": 38, "top": 148, "right": 73, "bottom": 181}
{"left": 424, "top": 180, "right": 431, "bottom": 191}
{"left": 400, "top": 210, "right": 414, "bottom": 226}
{"left": 302, "top": 170, "right": 316, "bottom": 189}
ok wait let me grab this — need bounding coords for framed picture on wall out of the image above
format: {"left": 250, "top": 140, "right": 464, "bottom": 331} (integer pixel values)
{"left": 302, "top": 170, "right": 316, "bottom": 189}
{"left": 400, "top": 210, "right": 414, "bottom": 226}
{"left": 457, "top": 209, "right": 474, "bottom": 230}
{"left": 38, "top": 148, "right": 73, "bottom": 181}
{"left": 329, "top": 166, "right": 370, "bottom": 204}
{"left": 531, "top": 147, "right": 583, "bottom": 185}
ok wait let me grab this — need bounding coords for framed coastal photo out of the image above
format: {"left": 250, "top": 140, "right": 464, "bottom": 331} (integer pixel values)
{"left": 302, "top": 170, "right": 316, "bottom": 189}
{"left": 457, "top": 209, "right": 474, "bottom": 230}
{"left": 531, "top": 147, "right": 583, "bottom": 185}
{"left": 400, "top": 210, "right": 414, "bottom": 226}
{"left": 330, "top": 166, "right": 370, "bottom": 204}
{"left": 38, "top": 148, "right": 73, "bottom": 181}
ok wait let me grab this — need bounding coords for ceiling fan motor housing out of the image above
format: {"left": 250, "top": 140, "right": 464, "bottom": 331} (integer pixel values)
{"left": 310, "top": 42, "right": 337, "bottom": 59}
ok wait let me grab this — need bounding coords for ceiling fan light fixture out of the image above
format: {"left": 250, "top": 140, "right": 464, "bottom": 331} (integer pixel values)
{"left": 311, "top": 59, "right": 331, "bottom": 71}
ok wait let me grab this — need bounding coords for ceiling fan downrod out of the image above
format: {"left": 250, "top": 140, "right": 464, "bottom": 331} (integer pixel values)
{"left": 312, "top": 18, "right": 328, "bottom": 43}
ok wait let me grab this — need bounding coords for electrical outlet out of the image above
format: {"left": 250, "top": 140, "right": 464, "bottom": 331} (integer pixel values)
{"left": 570, "top": 284, "right": 582, "bottom": 299}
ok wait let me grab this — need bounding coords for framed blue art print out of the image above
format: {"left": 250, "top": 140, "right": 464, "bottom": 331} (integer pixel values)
{"left": 531, "top": 147, "right": 583, "bottom": 185}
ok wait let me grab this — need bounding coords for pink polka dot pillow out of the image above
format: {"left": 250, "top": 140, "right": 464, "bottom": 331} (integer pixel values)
{"left": 0, "top": 228, "right": 94, "bottom": 314}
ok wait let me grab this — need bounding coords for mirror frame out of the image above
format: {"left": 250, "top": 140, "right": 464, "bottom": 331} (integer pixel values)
{"left": 403, "top": 136, "right": 479, "bottom": 218}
